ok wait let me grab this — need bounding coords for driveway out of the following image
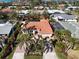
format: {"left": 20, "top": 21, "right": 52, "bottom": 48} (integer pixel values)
{"left": 43, "top": 49, "right": 58, "bottom": 59}
{"left": 12, "top": 43, "right": 26, "bottom": 59}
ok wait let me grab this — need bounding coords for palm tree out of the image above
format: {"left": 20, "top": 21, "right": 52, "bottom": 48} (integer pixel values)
{"left": 0, "top": 14, "right": 9, "bottom": 20}
{"left": 8, "top": 13, "right": 18, "bottom": 21}
{"left": 30, "top": 0, "right": 42, "bottom": 8}
{"left": 17, "top": 33, "right": 31, "bottom": 42}
{"left": 55, "top": 29, "right": 71, "bottom": 41}
{"left": 55, "top": 29, "right": 72, "bottom": 54}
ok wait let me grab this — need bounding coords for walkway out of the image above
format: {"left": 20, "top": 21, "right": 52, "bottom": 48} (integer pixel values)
{"left": 12, "top": 43, "right": 26, "bottom": 59}
{"left": 43, "top": 49, "right": 58, "bottom": 59}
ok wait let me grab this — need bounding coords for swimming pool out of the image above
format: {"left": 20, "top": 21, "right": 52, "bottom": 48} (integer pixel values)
{"left": 0, "top": 0, "right": 14, "bottom": 2}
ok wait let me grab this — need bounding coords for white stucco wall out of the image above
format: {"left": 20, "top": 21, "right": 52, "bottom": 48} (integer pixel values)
{"left": 65, "top": 19, "right": 77, "bottom": 22}
{"left": 53, "top": 17, "right": 77, "bottom": 22}
{"left": 41, "top": 33, "right": 52, "bottom": 38}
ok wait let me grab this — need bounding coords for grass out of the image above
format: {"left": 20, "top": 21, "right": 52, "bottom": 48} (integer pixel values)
{"left": 55, "top": 44, "right": 67, "bottom": 59}
{"left": 0, "top": 45, "right": 8, "bottom": 59}
{"left": 0, "top": 44, "right": 16, "bottom": 59}
{"left": 55, "top": 50, "right": 67, "bottom": 59}
{"left": 25, "top": 55, "right": 42, "bottom": 59}
{"left": 6, "top": 45, "right": 17, "bottom": 59}
{"left": 70, "top": 10, "right": 79, "bottom": 16}
{"left": 7, "top": 51, "right": 14, "bottom": 59}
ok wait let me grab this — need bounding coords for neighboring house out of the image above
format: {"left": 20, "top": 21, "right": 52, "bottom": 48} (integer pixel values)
{"left": 53, "top": 14, "right": 77, "bottom": 22}
{"left": 1, "top": 8, "right": 14, "bottom": 13}
{"left": 16, "top": 10, "right": 29, "bottom": 14}
{"left": 47, "top": 10, "right": 65, "bottom": 14}
{"left": 13, "top": 0, "right": 29, "bottom": 5}
{"left": 34, "top": 6, "right": 44, "bottom": 10}
{"left": 58, "top": 4, "right": 65, "bottom": 10}
{"left": 25, "top": 20, "right": 53, "bottom": 38}
{"left": 8, "top": 6, "right": 16, "bottom": 9}
{"left": 33, "top": 6, "right": 44, "bottom": 14}
{"left": 0, "top": 21, "right": 13, "bottom": 35}
{"left": 42, "top": 0, "right": 52, "bottom": 3}
{"left": 65, "top": 6, "right": 79, "bottom": 11}
{"left": 53, "top": 22, "right": 64, "bottom": 30}
{"left": 58, "top": 21, "right": 79, "bottom": 39}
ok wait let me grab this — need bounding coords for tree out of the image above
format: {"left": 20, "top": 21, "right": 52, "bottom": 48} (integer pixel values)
{"left": 0, "top": 14, "right": 9, "bottom": 20}
{"left": 55, "top": 29, "right": 71, "bottom": 41}
{"left": 8, "top": 13, "right": 18, "bottom": 21}
{"left": 72, "top": 1, "right": 79, "bottom": 6}
{"left": 30, "top": 0, "right": 42, "bottom": 8}
{"left": 17, "top": 33, "right": 31, "bottom": 42}
{"left": 43, "top": 9, "right": 49, "bottom": 19}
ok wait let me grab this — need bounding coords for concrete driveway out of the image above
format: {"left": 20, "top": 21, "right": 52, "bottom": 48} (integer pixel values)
{"left": 43, "top": 49, "right": 58, "bottom": 59}
{"left": 12, "top": 43, "right": 26, "bottom": 59}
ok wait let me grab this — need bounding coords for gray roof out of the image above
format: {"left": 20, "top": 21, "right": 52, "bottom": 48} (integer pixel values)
{"left": 0, "top": 22, "right": 13, "bottom": 34}
{"left": 53, "top": 14, "right": 76, "bottom": 20}
{"left": 53, "top": 22, "right": 64, "bottom": 30}
{"left": 59, "top": 21, "right": 79, "bottom": 38}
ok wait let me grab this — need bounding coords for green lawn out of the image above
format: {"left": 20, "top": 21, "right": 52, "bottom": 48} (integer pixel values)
{"left": 7, "top": 51, "right": 14, "bottom": 59}
{"left": 25, "top": 55, "right": 42, "bottom": 59}
{"left": 55, "top": 45, "right": 67, "bottom": 59}
{"left": 6, "top": 46, "right": 17, "bottom": 59}
{"left": 56, "top": 51, "right": 67, "bottom": 59}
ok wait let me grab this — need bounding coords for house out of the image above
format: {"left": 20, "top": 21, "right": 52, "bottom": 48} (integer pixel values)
{"left": 0, "top": 20, "right": 13, "bottom": 35}
{"left": 34, "top": 6, "right": 44, "bottom": 10}
{"left": 16, "top": 10, "right": 29, "bottom": 15}
{"left": 53, "top": 14, "right": 77, "bottom": 22}
{"left": 53, "top": 22, "right": 64, "bottom": 30}
{"left": 57, "top": 21, "right": 79, "bottom": 39}
{"left": 25, "top": 20, "right": 53, "bottom": 38}
{"left": 42, "top": 0, "right": 52, "bottom": 3}
{"left": 1, "top": 8, "right": 14, "bottom": 13}
{"left": 65, "top": 6, "right": 79, "bottom": 11}
{"left": 8, "top": 6, "right": 16, "bottom": 9}
{"left": 47, "top": 10, "right": 65, "bottom": 15}
{"left": 58, "top": 4, "right": 65, "bottom": 10}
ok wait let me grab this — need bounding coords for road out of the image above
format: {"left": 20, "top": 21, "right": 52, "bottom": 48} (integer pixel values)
{"left": 43, "top": 49, "right": 58, "bottom": 59}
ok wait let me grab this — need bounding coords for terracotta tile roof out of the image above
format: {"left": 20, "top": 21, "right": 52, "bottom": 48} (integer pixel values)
{"left": 1, "top": 8, "right": 13, "bottom": 13}
{"left": 26, "top": 20, "right": 53, "bottom": 34}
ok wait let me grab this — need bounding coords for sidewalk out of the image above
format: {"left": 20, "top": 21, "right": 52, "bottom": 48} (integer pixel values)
{"left": 43, "top": 49, "right": 58, "bottom": 59}
{"left": 12, "top": 43, "right": 26, "bottom": 59}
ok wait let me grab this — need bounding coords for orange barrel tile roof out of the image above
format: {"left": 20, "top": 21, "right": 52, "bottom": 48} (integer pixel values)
{"left": 1, "top": 8, "right": 13, "bottom": 13}
{"left": 26, "top": 20, "right": 53, "bottom": 34}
